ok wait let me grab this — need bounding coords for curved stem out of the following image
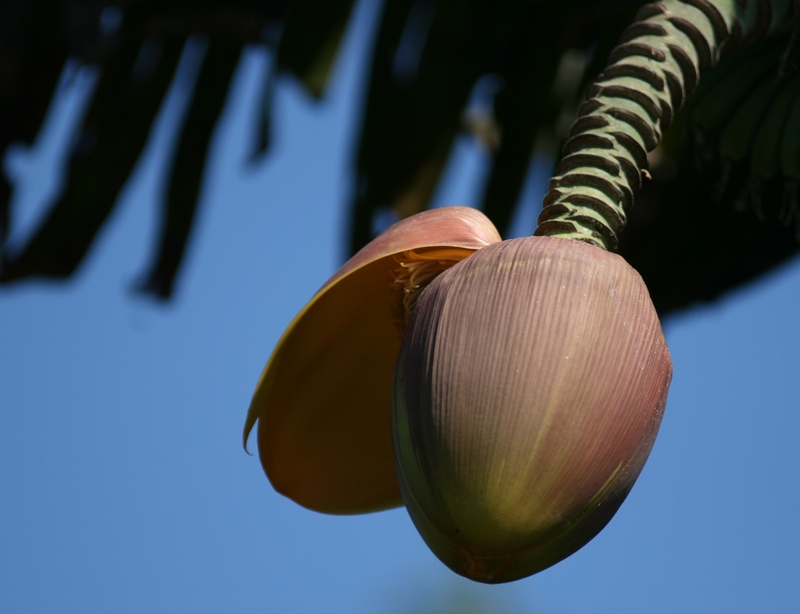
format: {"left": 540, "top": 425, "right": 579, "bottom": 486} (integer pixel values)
{"left": 535, "top": 0, "right": 794, "bottom": 250}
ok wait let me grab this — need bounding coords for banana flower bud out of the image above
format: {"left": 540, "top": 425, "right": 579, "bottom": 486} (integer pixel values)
{"left": 392, "top": 236, "right": 672, "bottom": 582}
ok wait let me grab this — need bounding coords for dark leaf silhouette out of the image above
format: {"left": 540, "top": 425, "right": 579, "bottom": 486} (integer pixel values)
{"left": 0, "top": 0, "right": 67, "bottom": 249}
{"left": 2, "top": 20, "right": 184, "bottom": 281}
{"left": 138, "top": 40, "right": 243, "bottom": 298}
{"left": 276, "top": 0, "right": 356, "bottom": 98}
{"left": 0, "top": 0, "right": 798, "bottom": 316}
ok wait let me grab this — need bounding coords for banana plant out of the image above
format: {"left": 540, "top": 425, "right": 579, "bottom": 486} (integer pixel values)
{"left": 245, "top": 0, "right": 799, "bottom": 583}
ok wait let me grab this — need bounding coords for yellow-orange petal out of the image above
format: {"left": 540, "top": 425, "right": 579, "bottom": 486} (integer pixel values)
{"left": 244, "top": 206, "right": 501, "bottom": 514}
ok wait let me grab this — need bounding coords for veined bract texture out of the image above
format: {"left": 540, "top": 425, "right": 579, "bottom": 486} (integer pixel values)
{"left": 392, "top": 236, "right": 672, "bottom": 583}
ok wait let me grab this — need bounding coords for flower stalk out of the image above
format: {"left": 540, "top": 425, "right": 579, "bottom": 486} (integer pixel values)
{"left": 536, "top": 0, "right": 794, "bottom": 250}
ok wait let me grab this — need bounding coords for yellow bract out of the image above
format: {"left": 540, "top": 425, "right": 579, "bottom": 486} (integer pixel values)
{"left": 244, "top": 207, "right": 501, "bottom": 514}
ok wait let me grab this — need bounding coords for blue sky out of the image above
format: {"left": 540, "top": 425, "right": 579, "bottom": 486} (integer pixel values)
{"left": 2, "top": 3, "right": 799, "bottom": 612}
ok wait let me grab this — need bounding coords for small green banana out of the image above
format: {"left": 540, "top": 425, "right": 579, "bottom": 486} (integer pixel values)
{"left": 719, "top": 74, "right": 783, "bottom": 161}
{"left": 691, "top": 37, "right": 784, "bottom": 133}
{"left": 752, "top": 75, "right": 800, "bottom": 178}
{"left": 780, "top": 85, "right": 800, "bottom": 180}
